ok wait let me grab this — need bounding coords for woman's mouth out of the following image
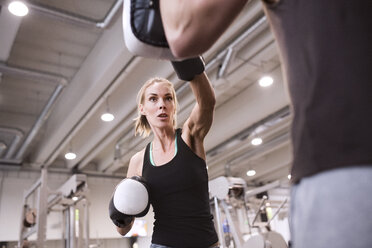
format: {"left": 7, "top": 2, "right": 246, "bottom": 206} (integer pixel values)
{"left": 158, "top": 113, "right": 168, "bottom": 119}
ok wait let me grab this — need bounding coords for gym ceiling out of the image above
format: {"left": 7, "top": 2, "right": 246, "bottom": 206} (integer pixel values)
{"left": 0, "top": 0, "right": 292, "bottom": 186}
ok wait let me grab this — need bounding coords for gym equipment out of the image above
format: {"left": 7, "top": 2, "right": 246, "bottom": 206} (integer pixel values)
{"left": 23, "top": 206, "right": 37, "bottom": 228}
{"left": 209, "top": 176, "right": 289, "bottom": 248}
{"left": 109, "top": 176, "right": 150, "bottom": 227}
{"left": 242, "top": 231, "right": 288, "bottom": 248}
{"left": 18, "top": 169, "right": 90, "bottom": 248}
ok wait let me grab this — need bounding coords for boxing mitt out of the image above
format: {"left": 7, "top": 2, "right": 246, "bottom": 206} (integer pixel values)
{"left": 123, "top": 0, "right": 176, "bottom": 60}
{"left": 171, "top": 56, "right": 205, "bottom": 81}
{"left": 109, "top": 176, "right": 150, "bottom": 228}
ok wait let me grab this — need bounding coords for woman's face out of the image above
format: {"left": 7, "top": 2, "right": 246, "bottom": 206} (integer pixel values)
{"left": 140, "top": 81, "right": 176, "bottom": 129}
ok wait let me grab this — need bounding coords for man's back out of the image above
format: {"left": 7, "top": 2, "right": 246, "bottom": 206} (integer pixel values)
{"left": 263, "top": 0, "right": 372, "bottom": 182}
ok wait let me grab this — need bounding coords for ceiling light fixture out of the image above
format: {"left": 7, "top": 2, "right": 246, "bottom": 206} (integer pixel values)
{"left": 247, "top": 169, "right": 256, "bottom": 177}
{"left": 65, "top": 142, "right": 77, "bottom": 160}
{"left": 72, "top": 196, "right": 79, "bottom": 201}
{"left": 288, "top": 174, "right": 292, "bottom": 180}
{"left": 65, "top": 152, "right": 77, "bottom": 160}
{"left": 251, "top": 137, "right": 263, "bottom": 146}
{"left": 8, "top": 1, "right": 29, "bottom": 17}
{"left": 258, "top": 76, "right": 274, "bottom": 87}
{"left": 101, "top": 97, "right": 115, "bottom": 122}
{"left": 101, "top": 113, "right": 114, "bottom": 122}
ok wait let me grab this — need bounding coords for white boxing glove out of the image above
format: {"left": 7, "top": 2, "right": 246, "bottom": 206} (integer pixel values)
{"left": 109, "top": 176, "right": 150, "bottom": 227}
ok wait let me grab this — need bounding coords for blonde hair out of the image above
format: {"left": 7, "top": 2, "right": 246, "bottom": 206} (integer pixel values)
{"left": 134, "top": 77, "right": 178, "bottom": 137}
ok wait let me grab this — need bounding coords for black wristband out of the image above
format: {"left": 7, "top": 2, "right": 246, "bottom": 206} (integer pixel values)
{"left": 171, "top": 56, "right": 205, "bottom": 81}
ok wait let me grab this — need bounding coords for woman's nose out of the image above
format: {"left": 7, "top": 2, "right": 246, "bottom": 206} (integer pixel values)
{"left": 158, "top": 99, "right": 166, "bottom": 109}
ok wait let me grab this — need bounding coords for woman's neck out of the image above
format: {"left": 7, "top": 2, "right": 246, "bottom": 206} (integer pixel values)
{"left": 152, "top": 127, "right": 176, "bottom": 153}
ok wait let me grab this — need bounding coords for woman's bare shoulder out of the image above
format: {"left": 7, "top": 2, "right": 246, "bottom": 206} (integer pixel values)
{"left": 127, "top": 148, "right": 146, "bottom": 177}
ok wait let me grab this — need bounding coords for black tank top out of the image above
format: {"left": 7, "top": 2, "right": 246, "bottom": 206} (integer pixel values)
{"left": 142, "top": 129, "right": 218, "bottom": 247}
{"left": 263, "top": 0, "right": 372, "bottom": 183}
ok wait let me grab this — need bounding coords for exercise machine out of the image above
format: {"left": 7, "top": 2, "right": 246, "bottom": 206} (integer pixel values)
{"left": 18, "top": 169, "right": 90, "bottom": 248}
{"left": 209, "top": 176, "right": 288, "bottom": 248}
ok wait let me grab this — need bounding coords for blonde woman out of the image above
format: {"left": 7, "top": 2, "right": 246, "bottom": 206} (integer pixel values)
{"left": 110, "top": 57, "right": 219, "bottom": 247}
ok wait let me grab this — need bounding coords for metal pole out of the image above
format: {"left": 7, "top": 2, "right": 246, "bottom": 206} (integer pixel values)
{"left": 18, "top": 204, "right": 27, "bottom": 248}
{"left": 213, "top": 197, "right": 225, "bottom": 248}
{"left": 251, "top": 196, "right": 268, "bottom": 227}
{"left": 69, "top": 205, "right": 76, "bottom": 248}
{"left": 36, "top": 168, "right": 48, "bottom": 248}
{"left": 84, "top": 198, "right": 90, "bottom": 248}
{"left": 221, "top": 201, "right": 243, "bottom": 248}
{"left": 267, "top": 198, "right": 288, "bottom": 227}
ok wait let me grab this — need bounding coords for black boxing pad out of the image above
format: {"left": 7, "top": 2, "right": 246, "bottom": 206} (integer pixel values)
{"left": 123, "top": 0, "right": 176, "bottom": 60}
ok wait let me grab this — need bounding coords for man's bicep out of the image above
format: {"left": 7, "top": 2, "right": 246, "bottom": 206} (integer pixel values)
{"left": 160, "top": 0, "right": 249, "bottom": 58}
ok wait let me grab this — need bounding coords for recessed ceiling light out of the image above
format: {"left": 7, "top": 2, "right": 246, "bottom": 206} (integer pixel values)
{"left": 65, "top": 152, "right": 77, "bottom": 160}
{"left": 259, "top": 76, "right": 274, "bottom": 87}
{"left": 247, "top": 169, "right": 256, "bottom": 177}
{"left": 8, "top": 1, "right": 29, "bottom": 17}
{"left": 288, "top": 174, "right": 292, "bottom": 180}
{"left": 101, "top": 113, "right": 115, "bottom": 122}
{"left": 72, "top": 196, "right": 79, "bottom": 201}
{"left": 251, "top": 137, "right": 263, "bottom": 146}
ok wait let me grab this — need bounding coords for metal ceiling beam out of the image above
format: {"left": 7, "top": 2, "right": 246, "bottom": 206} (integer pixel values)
{"left": 174, "top": 14, "right": 268, "bottom": 98}
{"left": 0, "top": 158, "right": 22, "bottom": 165}
{"left": 0, "top": 127, "right": 24, "bottom": 159}
{"left": 43, "top": 55, "right": 138, "bottom": 169}
{"left": 14, "top": 84, "right": 65, "bottom": 160}
{"left": 25, "top": 0, "right": 123, "bottom": 29}
{"left": 207, "top": 106, "right": 290, "bottom": 158}
{"left": 217, "top": 15, "right": 267, "bottom": 79}
{"left": 208, "top": 127, "right": 291, "bottom": 180}
{"left": 0, "top": 63, "right": 68, "bottom": 163}
{"left": 0, "top": 62, "right": 68, "bottom": 86}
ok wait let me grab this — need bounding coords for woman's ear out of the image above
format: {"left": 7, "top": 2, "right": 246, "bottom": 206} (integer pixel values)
{"left": 139, "top": 104, "right": 146, "bottom": 115}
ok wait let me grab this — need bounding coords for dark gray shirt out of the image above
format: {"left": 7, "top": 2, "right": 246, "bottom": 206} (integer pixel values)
{"left": 263, "top": 0, "right": 372, "bottom": 183}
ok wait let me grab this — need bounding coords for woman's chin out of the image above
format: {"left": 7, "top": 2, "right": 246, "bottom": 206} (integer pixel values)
{"left": 152, "top": 122, "right": 173, "bottom": 129}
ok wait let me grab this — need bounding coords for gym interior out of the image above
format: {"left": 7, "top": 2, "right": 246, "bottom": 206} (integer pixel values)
{"left": 0, "top": 0, "right": 292, "bottom": 247}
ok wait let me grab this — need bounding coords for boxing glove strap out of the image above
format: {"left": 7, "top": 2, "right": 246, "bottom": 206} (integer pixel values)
{"left": 109, "top": 197, "right": 135, "bottom": 228}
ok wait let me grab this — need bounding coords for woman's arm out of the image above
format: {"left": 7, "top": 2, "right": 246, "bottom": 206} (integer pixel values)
{"left": 182, "top": 72, "right": 216, "bottom": 159}
{"left": 126, "top": 150, "right": 144, "bottom": 177}
{"left": 160, "top": 0, "right": 249, "bottom": 58}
